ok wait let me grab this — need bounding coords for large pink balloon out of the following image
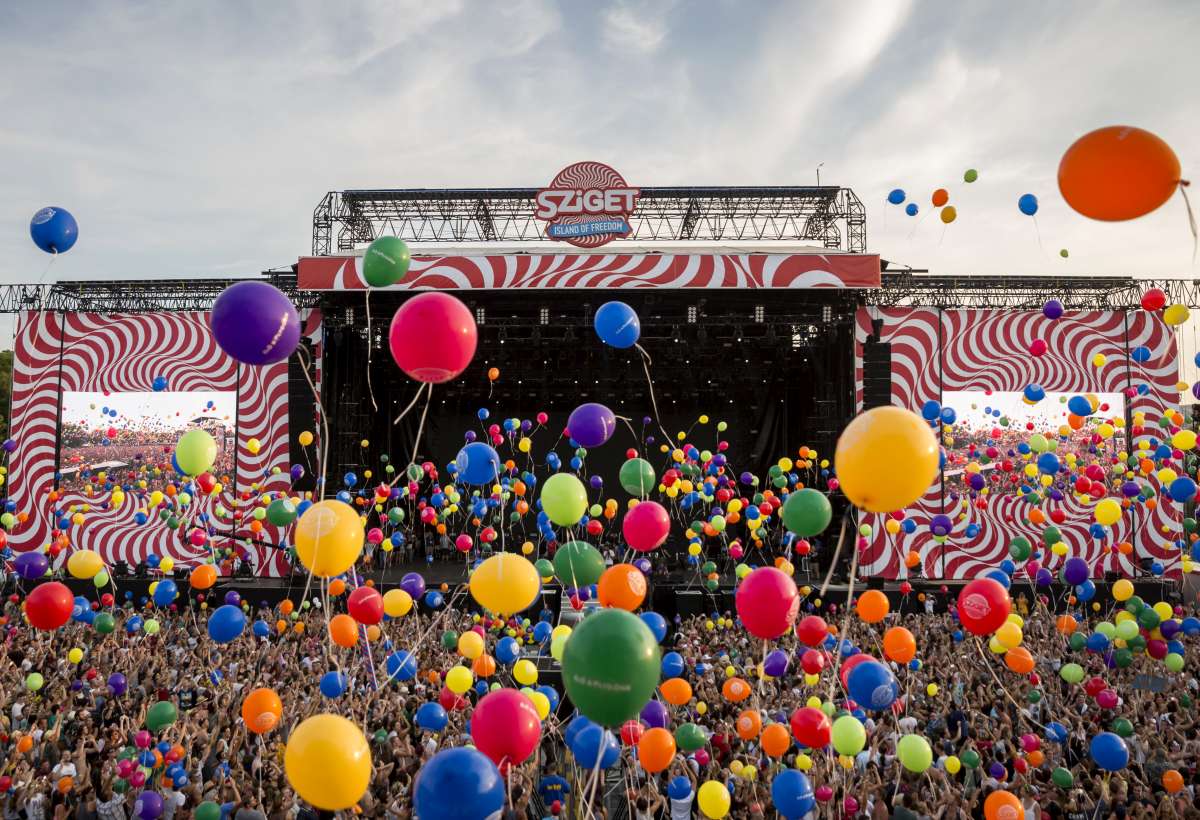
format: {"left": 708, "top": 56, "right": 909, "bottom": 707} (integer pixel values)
{"left": 623, "top": 501, "right": 670, "bottom": 552}
{"left": 470, "top": 689, "right": 542, "bottom": 767}
{"left": 388, "top": 292, "right": 477, "bottom": 383}
{"left": 735, "top": 567, "right": 800, "bottom": 639}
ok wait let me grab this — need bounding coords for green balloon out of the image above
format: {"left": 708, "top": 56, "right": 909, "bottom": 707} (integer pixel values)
{"left": 146, "top": 701, "right": 177, "bottom": 732}
{"left": 144, "top": 618, "right": 160, "bottom": 635}
{"left": 562, "top": 609, "right": 660, "bottom": 726}
{"left": 964, "top": 169, "right": 978, "bottom": 183}
{"left": 362, "top": 236, "right": 411, "bottom": 288}
{"left": 896, "top": 734, "right": 932, "bottom": 773}
{"left": 553, "top": 541, "right": 605, "bottom": 588}
{"left": 1113, "top": 648, "right": 1134, "bottom": 668}
{"left": 831, "top": 715, "right": 866, "bottom": 756}
{"left": 1164, "top": 652, "right": 1184, "bottom": 673}
{"left": 1041, "top": 525, "right": 1061, "bottom": 546}
{"left": 1137, "top": 607, "right": 1160, "bottom": 630}
{"left": 1115, "top": 620, "right": 1139, "bottom": 641}
{"left": 387, "top": 508, "right": 405, "bottom": 524}
{"left": 1026, "top": 689, "right": 1042, "bottom": 703}
{"left": 175, "top": 428, "right": 217, "bottom": 476}
{"left": 441, "top": 631, "right": 459, "bottom": 650}
{"left": 1051, "top": 767, "right": 1074, "bottom": 788}
{"left": 1008, "top": 537, "right": 1031, "bottom": 561}
{"left": 1068, "top": 633, "right": 1086, "bottom": 652}
{"left": 541, "top": 473, "right": 588, "bottom": 526}
{"left": 406, "top": 463, "right": 423, "bottom": 481}
{"left": 1184, "top": 517, "right": 1198, "bottom": 534}
{"left": 266, "top": 499, "right": 298, "bottom": 527}
{"left": 781, "top": 489, "right": 832, "bottom": 537}
{"left": 1095, "top": 621, "right": 1116, "bottom": 638}
{"left": 675, "top": 723, "right": 707, "bottom": 752}
{"left": 113, "top": 779, "right": 129, "bottom": 794}
{"left": 534, "top": 558, "right": 554, "bottom": 577}
{"left": 960, "top": 749, "right": 981, "bottom": 769}
{"left": 1110, "top": 717, "right": 1133, "bottom": 738}
{"left": 196, "top": 802, "right": 222, "bottom": 820}
{"left": 1125, "top": 595, "right": 1145, "bottom": 614}
{"left": 93, "top": 570, "right": 110, "bottom": 588}
{"left": 25, "top": 672, "right": 44, "bottom": 692}
{"left": 95, "top": 612, "right": 116, "bottom": 634}
{"left": 704, "top": 578, "right": 719, "bottom": 592}
{"left": 1059, "top": 662, "right": 1084, "bottom": 684}
{"left": 1127, "top": 635, "right": 1146, "bottom": 653}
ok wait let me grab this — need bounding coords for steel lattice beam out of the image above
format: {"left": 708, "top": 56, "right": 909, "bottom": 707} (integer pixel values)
{"left": 872, "top": 272, "right": 1200, "bottom": 311}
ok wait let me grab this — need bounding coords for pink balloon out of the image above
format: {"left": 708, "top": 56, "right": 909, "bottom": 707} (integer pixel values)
{"left": 735, "top": 567, "right": 799, "bottom": 639}
{"left": 1020, "top": 733, "right": 1040, "bottom": 753}
{"left": 471, "top": 689, "right": 542, "bottom": 767}
{"left": 129, "top": 770, "right": 146, "bottom": 788}
{"left": 134, "top": 730, "right": 152, "bottom": 749}
{"left": 693, "top": 748, "right": 711, "bottom": 766}
{"left": 844, "top": 797, "right": 859, "bottom": 814}
{"left": 388, "top": 292, "right": 477, "bottom": 383}
{"left": 623, "top": 501, "right": 670, "bottom": 552}
{"left": 815, "top": 786, "right": 834, "bottom": 803}
{"left": 1096, "top": 689, "right": 1118, "bottom": 709}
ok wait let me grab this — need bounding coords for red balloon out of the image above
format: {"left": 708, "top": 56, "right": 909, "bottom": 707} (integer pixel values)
{"left": 789, "top": 707, "right": 831, "bottom": 748}
{"left": 619, "top": 720, "right": 645, "bottom": 746}
{"left": 388, "top": 292, "right": 478, "bottom": 384}
{"left": 1141, "top": 288, "right": 1167, "bottom": 311}
{"left": 735, "top": 567, "right": 799, "bottom": 639}
{"left": 1029, "top": 339, "right": 1048, "bottom": 357}
{"left": 439, "top": 687, "right": 468, "bottom": 711}
{"left": 839, "top": 654, "right": 873, "bottom": 689}
{"left": 622, "top": 501, "right": 670, "bottom": 552}
{"left": 795, "top": 615, "right": 828, "bottom": 647}
{"left": 956, "top": 578, "right": 1011, "bottom": 636}
{"left": 25, "top": 581, "right": 73, "bottom": 630}
{"left": 800, "top": 649, "right": 825, "bottom": 675}
{"left": 347, "top": 586, "right": 384, "bottom": 625}
{"left": 470, "top": 689, "right": 542, "bottom": 767}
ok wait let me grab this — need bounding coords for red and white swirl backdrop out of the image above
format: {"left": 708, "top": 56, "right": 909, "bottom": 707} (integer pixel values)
{"left": 853, "top": 308, "right": 1181, "bottom": 580}
{"left": 8, "top": 311, "right": 291, "bottom": 576}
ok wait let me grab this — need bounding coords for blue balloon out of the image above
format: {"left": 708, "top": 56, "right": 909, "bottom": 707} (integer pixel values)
{"left": 537, "top": 685, "right": 560, "bottom": 713}
{"left": 1036, "top": 452, "right": 1060, "bottom": 475}
{"left": 771, "top": 770, "right": 815, "bottom": 819}
{"left": 846, "top": 660, "right": 898, "bottom": 710}
{"left": 251, "top": 620, "right": 270, "bottom": 638}
{"left": 1045, "top": 722, "right": 1069, "bottom": 743}
{"left": 905, "top": 203, "right": 918, "bottom": 217}
{"left": 1180, "top": 617, "right": 1200, "bottom": 636}
{"left": 424, "top": 591, "right": 444, "bottom": 609}
{"left": 30, "top": 207, "right": 79, "bottom": 254}
{"left": 661, "top": 652, "right": 685, "bottom": 678}
{"left": 593, "top": 301, "right": 641, "bottom": 349}
{"left": 1018, "top": 193, "right": 1038, "bottom": 216}
{"left": 571, "top": 725, "right": 620, "bottom": 769}
{"left": 320, "top": 671, "right": 347, "bottom": 698}
{"left": 1168, "top": 476, "right": 1197, "bottom": 503}
{"left": 416, "top": 702, "right": 449, "bottom": 732}
{"left": 206, "top": 605, "right": 246, "bottom": 644}
{"left": 920, "top": 400, "right": 941, "bottom": 421}
{"left": 386, "top": 651, "right": 418, "bottom": 681}
{"left": 455, "top": 442, "right": 500, "bottom": 485}
{"left": 1130, "top": 346, "right": 1151, "bottom": 363}
{"left": 532, "top": 621, "right": 553, "bottom": 643}
{"left": 152, "top": 579, "right": 178, "bottom": 607}
{"left": 668, "top": 775, "right": 692, "bottom": 801}
{"left": 640, "top": 611, "right": 668, "bottom": 643}
{"left": 985, "top": 569, "right": 1012, "bottom": 589}
{"left": 1023, "top": 383, "right": 1045, "bottom": 402}
{"left": 564, "top": 715, "right": 597, "bottom": 748}
{"left": 495, "top": 636, "right": 520, "bottom": 664}
{"left": 1086, "top": 632, "right": 1110, "bottom": 652}
{"left": 1090, "top": 732, "right": 1128, "bottom": 771}
{"left": 413, "top": 747, "right": 505, "bottom": 820}
{"left": 939, "top": 407, "right": 957, "bottom": 426}
{"left": 1067, "top": 395, "right": 1093, "bottom": 417}
{"left": 887, "top": 189, "right": 906, "bottom": 205}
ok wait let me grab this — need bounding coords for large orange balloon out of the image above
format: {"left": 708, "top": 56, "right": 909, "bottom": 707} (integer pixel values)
{"left": 472, "top": 654, "right": 497, "bottom": 678}
{"left": 660, "top": 677, "right": 693, "bottom": 707}
{"left": 1055, "top": 615, "right": 1077, "bottom": 635}
{"left": 856, "top": 590, "right": 889, "bottom": 623}
{"left": 1163, "top": 769, "right": 1184, "bottom": 793}
{"left": 984, "top": 789, "right": 1022, "bottom": 820}
{"left": 241, "top": 688, "right": 284, "bottom": 734}
{"left": 1004, "top": 646, "right": 1035, "bottom": 675}
{"left": 190, "top": 564, "right": 217, "bottom": 590}
{"left": 722, "top": 677, "right": 751, "bottom": 702}
{"left": 735, "top": 709, "right": 762, "bottom": 740}
{"left": 328, "top": 614, "right": 358, "bottom": 648}
{"left": 882, "top": 626, "right": 916, "bottom": 664}
{"left": 597, "top": 563, "right": 647, "bottom": 611}
{"left": 761, "top": 723, "right": 790, "bottom": 757}
{"left": 1058, "top": 126, "right": 1180, "bottom": 221}
{"left": 637, "top": 727, "right": 676, "bottom": 773}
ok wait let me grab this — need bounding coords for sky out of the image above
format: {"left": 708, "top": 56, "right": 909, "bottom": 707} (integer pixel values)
{"left": 2, "top": 0, "right": 1199, "bottom": 347}
{"left": 942, "top": 390, "right": 1125, "bottom": 431}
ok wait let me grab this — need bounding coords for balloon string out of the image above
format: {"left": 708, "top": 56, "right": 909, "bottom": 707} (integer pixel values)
{"left": 392, "top": 382, "right": 427, "bottom": 426}
{"left": 970, "top": 637, "right": 1051, "bottom": 733}
{"left": 1031, "top": 215, "right": 1049, "bottom": 260}
{"left": 365, "top": 289, "right": 378, "bottom": 413}
{"left": 1179, "top": 181, "right": 1197, "bottom": 263}
{"left": 825, "top": 515, "right": 861, "bottom": 705}
{"left": 634, "top": 344, "right": 673, "bottom": 447}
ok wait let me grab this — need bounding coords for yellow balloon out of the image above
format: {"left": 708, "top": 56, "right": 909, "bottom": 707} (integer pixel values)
{"left": 926, "top": 683, "right": 939, "bottom": 696}
{"left": 526, "top": 690, "right": 551, "bottom": 721}
{"left": 697, "top": 781, "right": 731, "bottom": 819}
{"left": 945, "top": 755, "right": 961, "bottom": 774}
{"left": 159, "top": 557, "right": 174, "bottom": 573}
{"left": 284, "top": 714, "right": 371, "bottom": 811}
{"left": 298, "top": 431, "right": 314, "bottom": 447}
{"left": 383, "top": 589, "right": 412, "bottom": 618}
{"left": 457, "top": 631, "right": 484, "bottom": 660}
{"left": 995, "top": 622, "right": 1023, "bottom": 649}
{"left": 68, "top": 648, "right": 84, "bottom": 664}
{"left": 469, "top": 553, "right": 540, "bottom": 616}
{"left": 988, "top": 636, "right": 1007, "bottom": 654}
{"left": 940, "top": 205, "right": 957, "bottom": 224}
{"left": 1091, "top": 353, "right": 1107, "bottom": 368}
{"left": 1094, "top": 498, "right": 1121, "bottom": 526}
{"left": 1153, "top": 601, "right": 1174, "bottom": 621}
{"left": 247, "top": 437, "right": 261, "bottom": 455}
{"left": 1163, "top": 303, "right": 1190, "bottom": 326}
{"left": 294, "top": 500, "right": 363, "bottom": 578}
{"left": 445, "top": 665, "right": 474, "bottom": 694}
{"left": 513, "top": 659, "right": 538, "bottom": 686}
{"left": 1172, "top": 429, "right": 1198, "bottom": 450}
{"left": 1112, "top": 579, "right": 1134, "bottom": 601}
{"left": 796, "top": 753, "right": 813, "bottom": 771}
{"left": 835, "top": 407, "right": 939, "bottom": 512}
{"left": 550, "top": 634, "right": 569, "bottom": 661}
{"left": 66, "top": 550, "right": 104, "bottom": 580}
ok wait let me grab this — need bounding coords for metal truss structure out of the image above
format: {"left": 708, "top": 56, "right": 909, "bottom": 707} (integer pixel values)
{"left": 312, "top": 186, "right": 868, "bottom": 255}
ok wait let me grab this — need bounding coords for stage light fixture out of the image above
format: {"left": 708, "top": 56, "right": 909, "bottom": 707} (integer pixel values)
{"left": 687, "top": 306, "right": 697, "bottom": 324}
{"left": 754, "top": 305, "right": 764, "bottom": 323}
{"left": 475, "top": 307, "right": 486, "bottom": 325}
{"left": 343, "top": 307, "right": 354, "bottom": 324}
{"left": 539, "top": 307, "right": 549, "bottom": 325}
{"left": 822, "top": 305, "right": 833, "bottom": 322}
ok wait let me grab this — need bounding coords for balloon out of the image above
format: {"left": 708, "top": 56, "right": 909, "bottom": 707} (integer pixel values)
{"left": 207, "top": 604, "right": 246, "bottom": 643}
{"left": 67, "top": 549, "right": 104, "bottom": 580}
{"left": 284, "top": 715, "right": 371, "bottom": 810}
{"left": 175, "top": 429, "right": 216, "bottom": 476}
{"left": 553, "top": 541, "right": 606, "bottom": 588}
{"left": 455, "top": 442, "right": 500, "bottom": 485}
{"left": 855, "top": 590, "right": 889, "bottom": 623}
{"left": 831, "top": 715, "right": 866, "bottom": 755}
{"left": 29, "top": 207, "right": 79, "bottom": 253}
{"left": 896, "top": 734, "right": 932, "bottom": 772}
{"left": 847, "top": 661, "right": 898, "bottom": 710}
{"left": 623, "top": 501, "right": 670, "bottom": 552}
{"left": 1163, "top": 769, "right": 1184, "bottom": 793}
{"left": 1090, "top": 732, "right": 1128, "bottom": 771}
{"left": 761, "top": 723, "right": 790, "bottom": 757}
{"left": 772, "top": 770, "right": 815, "bottom": 819}
{"left": 637, "top": 727, "right": 676, "bottom": 773}
{"left": 25, "top": 582, "right": 74, "bottom": 630}
{"left": 241, "top": 688, "right": 283, "bottom": 734}
{"left": 882, "top": 627, "right": 916, "bottom": 664}
{"left": 146, "top": 701, "right": 177, "bottom": 732}
{"left": 567, "top": 403, "right": 617, "bottom": 448}
{"left": 835, "top": 407, "right": 939, "bottom": 512}
{"left": 362, "top": 236, "right": 411, "bottom": 287}
{"left": 294, "top": 500, "right": 363, "bottom": 577}
{"left": 640, "top": 611, "right": 668, "bottom": 642}
{"left": 470, "top": 553, "right": 540, "bottom": 615}
{"left": 210, "top": 281, "right": 300, "bottom": 365}
{"left": 660, "top": 678, "right": 693, "bottom": 706}
{"left": 931, "top": 188, "right": 949, "bottom": 207}
{"left": 984, "top": 790, "right": 1022, "bottom": 820}
{"left": 956, "top": 578, "right": 1011, "bottom": 635}
{"left": 541, "top": 473, "right": 588, "bottom": 526}
{"left": 594, "top": 301, "right": 641, "bottom": 348}
{"left": 735, "top": 567, "right": 799, "bottom": 639}
{"left": 940, "top": 206, "right": 957, "bottom": 224}
{"left": 133, "top": 791, "right": 163, "bottom": 820}
{"left": 471, "top": 689, "right": 542, "bottom": 766}
{"left": 413, "top": 747, "right": 504, "bottom": 820}
{"left": 388, "top": 292, "right": 477, "bottom": 383}
{"left": 562, "top": 609, "right": 660, "bottom": 726}
{"left": 781, "top": 489, "right": 832, "bottom": 536}
{"left": 1058, "top": 126, "right": 1180, "bottom": 221}
{"left": 619, "top": 457, "right": 657, "bottom": 496}
{"left": 697, "top": 781, "right": 731, "bottom": 819}
{"left": 190, "top": 564, "right": 217, "bottom": 590}
{"left": 597, "top": 563, "right": 647, "bottom": 611}
{"left": 14, "top": 552, "right": 49, "bottom": 580}
{"left": 1094, "top": 498, "right": 1121, "bottom": 526}
{"left": 320, "top": 671, "right": 347, "bottom": 698}
{"left": 383, "top": 588, "right": 413, "bottom": 618}
{"left": 887, "top": 189, "right": 906, "bottom": 205}
{"left": 1018, "top": 194, "right": 1038, "bottom": 216}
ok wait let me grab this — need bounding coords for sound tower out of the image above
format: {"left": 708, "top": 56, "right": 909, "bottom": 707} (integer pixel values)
{"left": 862, "top": 318, "right": 892, "bottom": 409}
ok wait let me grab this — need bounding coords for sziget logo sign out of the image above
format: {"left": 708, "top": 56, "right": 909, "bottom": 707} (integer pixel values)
{"left": 535, "top": 161, "right": 639, "bottom": 248}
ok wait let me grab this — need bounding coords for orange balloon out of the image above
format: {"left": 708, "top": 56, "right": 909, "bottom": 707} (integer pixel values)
{"left": 722, "top": 677, "right": 751, "bottom": 702}
{"left": 1067, "top": 414, "right": 1084, "bottom": 431}
{"left": 329, "top": 579, "right": 346, "bottom": 596}
{"left": 57, "top": 777, "right": 74, "bottom": 794}
{"left": 761, "top": 723, "right": 790, "bottom": 757}
{"left": 241, "top": 687, "right": 283, "bottom": 734}
{"left": 275, "top": 619, "right": 286, "bottom": 632}
{"left": 1004, "top": 646, "right": 1035, "bottom": 675}
{"left": 597, "top": 564, "right": 647, "bottom": 611}
{"left": 984, "top": 790, "right": 1022, "bottom": 820}
{"left": 190, "top": 564, "right": 217, "bottom": 590}
{"left": 905, "top": 550, "right": 921, "bottom": 569}
{"left": 1026, "top": 750, "right": 1044, "bottom": 768}
{"left": 293, "top": 622, "right": 305, "bottom": 635}
{"left": 1163, "top": 769, "right": 1184, "bottom": 793}
{"left": 1055, "top": 614, "right": 1077, "bottom": 635}
{"left": 660, "top": 677, "right": 693, "bottom": 707}
{"left": 280, "top": 599, "right": 295, "bottom": 616}
{"left": 882, "top": 626, "right": 916, "bottom": 664}
{"left": 856, "top": 590, "right": 889, "bottom": 623}
{"left": 736, "top": 709, "right": 762, "bottom": 740}
{"left": 1058, "top": 126, "right": 1180, "bottom": 221}
{"left": 472, "top": 654, "right": 497, "bottom": 678}
{"left": 365, "top": 625, "right": 381, "bottom": 642}
{"left": 637, "top": 728, "right": 676, "bottom": 773}
{"left": 931, "top": 188, "right": 949, "bottom": 207}
{"left": 1029, "top": 508, "right": 1046, "bottom": 525}
{"left": 17, "top": 735, "right": 33, "bottom": 754}
{"left": 328, "top": 614, "right": 358, "bottom": 648}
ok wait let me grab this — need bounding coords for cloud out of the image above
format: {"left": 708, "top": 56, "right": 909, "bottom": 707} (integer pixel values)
{"left": 601, "top": 0, "right": 676, "bottom": 55}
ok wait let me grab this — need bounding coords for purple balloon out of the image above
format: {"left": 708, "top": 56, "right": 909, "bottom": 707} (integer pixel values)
{"left": 400, "top": 572, "right": 426, "bottom": 599}
{"left": 14, "top": 551, "right": 48, "bottom": 580}
{"left": 289, "top": 464, "right": 305, "bottom": 481}
{"left": 634, "top": 558, "right": 652, "bottom": 574}
{"left": 464, "top": 430, "right": 477, "bottom": 442}
{"left": 930, "top": 514, "right": 953, "bottom": 536}
{"left": 210, "top": 281, "right": 300, "bottom": 365}
{"left": 1192, "top": 382, "right": 1200, "bottom": 402}
{"left": 988, "top": 762, "right": 1006, "bottom": 779}
{"left": 108, "top": 673, "right": 128, "bottom": 696}
{"left": 588, "top": 475, "right": 604, "bottom": 489}
{"left": 640, "top": 700, "right": 669, "bottom": 729}
{"left": 1042, "top": 299, "right": 1064, "bottom": 320}
{"left": 1121, "top": 481, "right": 1141, "bottom": 498}
{"left": 566, "top": 403, "right": 617, "bottom": 448}
{"left": 1, "top": 439, "right": 15, "bottom": 453}
{"left": 134, "top": 790, "right": 164, "bottom": 820}
{"left": 1160, "top": 619, "right": 1180, "bottom": 639}
{"left": 1035, "top": 568, "right": 1053, "bottom": 587}
{"left": 1063, "top": 557, "right": 1089, "bottom": 585}
{"left": 763, "top": 649, "right": 789, "bottom": 677}
{"left": 224, "top": 590, "right": 242, "bottom": 606}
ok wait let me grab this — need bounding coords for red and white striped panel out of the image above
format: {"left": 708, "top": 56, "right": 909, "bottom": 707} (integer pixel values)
{"left": 8, "top": 312, "right": 291, "bottom": 576}
{"left": 853, "top": 308, "right": 1181, "bottom": 580}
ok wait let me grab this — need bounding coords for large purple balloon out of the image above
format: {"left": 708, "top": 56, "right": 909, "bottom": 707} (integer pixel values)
{"left": 1063, "top": 557, "right": 1089, "bottom": 585}
{"left": 400, "top": 572, "right": 426, "bottom": 599}
{"left": 210, "top": 281, "right": 300, "bottom": 365}
{"left": 14, "top": 551, "right": 48, "bottom": 580}
{"left": 640, "top": 699, "right": 669, "bottom": 729}
{"left": 567, "top": 403, "right": 617, "bottom": 448}
{"left": 108, "top": 672, "right": 128, "bottom": 696}
{"left": 133, "top": 790, "right": 163, "bottom": 820}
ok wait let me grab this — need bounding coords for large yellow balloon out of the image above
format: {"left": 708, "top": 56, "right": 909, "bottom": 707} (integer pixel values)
{"left": 457, "top": 631, "right": 484, "bottom": 660}
{"left": 835, "top": 407, "right": 939, "bottom": 512}
{"left": 1112, "top": 578, "right": 1134, "bottom": 602}
{"left": 469, "top": 553, "right": 541, "bottom": 616}
{"left": 67, "top": 549, "right": 104, "bottom": 580}
{"left": 383, "top": 588, "right": 412, "bottom": 618}
{"left": 1163, "top": 304, "right": 1190, "bottom": 326}
{"left": 294, "top": 500, "right": 363, "bottom": 577}
{"left": 284, "top": 714, "right": 371, "bottom": 810}
{"left": 698, "top": 781, "right": 731, "bottom": 818}
{"left": 445, "top": 665, "right": 474, "bottom": 694}
{"left": 1094, "top": 498, "right": 1121, "bottom": 526}
{"left": 513, "top": 659, "right": 538, "bottom": 686}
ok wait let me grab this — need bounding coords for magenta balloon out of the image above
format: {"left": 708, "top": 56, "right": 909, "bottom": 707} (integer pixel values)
{"left": 210, "top": 281, "right": 300, "bottom": 365}
{"left": 735, "top": 567, "right": 800, "bottom": 639}
{"left": 470, "top": 689, "right": 542, "bottom": 766}
{"left": 388, "top": 292, "right": 478, "bottom": 383}
{"left": 623, "top": 501, "right": 670, "bottom": 552}
{"left": 1096, "top": 689, "right": 1118, "bottom": 709}
{"left": 567, "top": 403, "right": 617, "bottom": 448}
{"left": 1147, "top": 639, "right": 1168, "bottom": 660}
